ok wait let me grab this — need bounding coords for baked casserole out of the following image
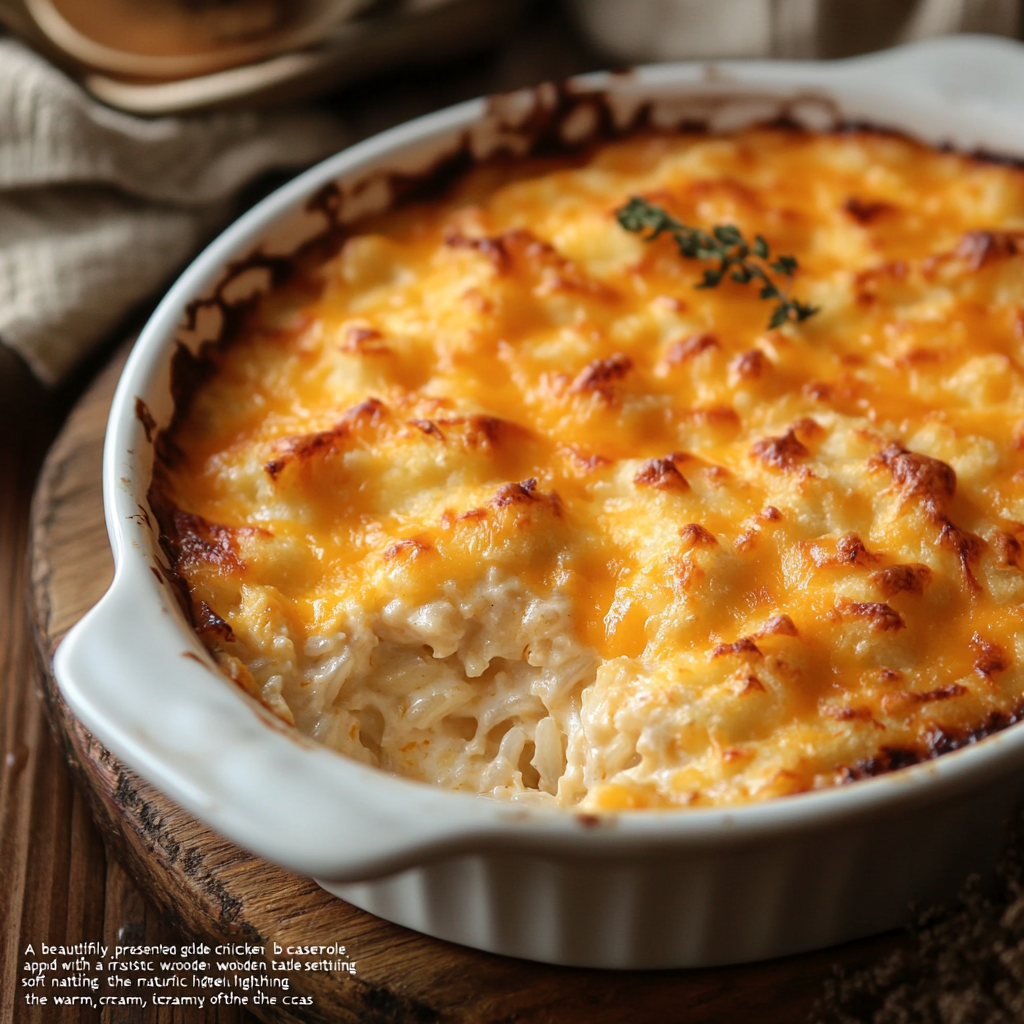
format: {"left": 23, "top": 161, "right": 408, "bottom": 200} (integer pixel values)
{"left": 152, "top": 125, "right": 1024, "bottom": 811}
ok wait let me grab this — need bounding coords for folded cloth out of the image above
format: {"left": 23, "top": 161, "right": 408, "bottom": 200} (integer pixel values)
{"left": 0, "top": 37, "right": 347, "bottom": 385}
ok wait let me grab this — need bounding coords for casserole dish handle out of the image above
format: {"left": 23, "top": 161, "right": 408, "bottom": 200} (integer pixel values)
{"left": 53, "top": 572, "right": 494, "bottom": 881}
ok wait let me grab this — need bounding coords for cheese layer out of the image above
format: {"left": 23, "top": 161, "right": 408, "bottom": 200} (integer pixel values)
{"left": 156, "top": 127, "right": 1024, "bottom": 809}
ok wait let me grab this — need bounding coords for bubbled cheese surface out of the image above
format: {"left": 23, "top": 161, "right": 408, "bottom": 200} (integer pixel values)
{"left": 157, "top": 127, "right": 1024, "bottom": 809}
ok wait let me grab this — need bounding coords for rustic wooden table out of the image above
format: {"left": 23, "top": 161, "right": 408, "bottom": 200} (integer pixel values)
{"left": 0, "top": 344, "right": 232, "bottom": 1024}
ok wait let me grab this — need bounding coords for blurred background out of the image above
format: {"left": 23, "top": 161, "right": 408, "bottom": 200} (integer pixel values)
{"left": 0, "top": 0, "right": 1020, "bottom": 116}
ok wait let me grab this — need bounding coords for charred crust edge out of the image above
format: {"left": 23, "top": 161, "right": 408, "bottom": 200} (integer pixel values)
{"left": 837, "top": 704, "right": 1024, "bottom": 783}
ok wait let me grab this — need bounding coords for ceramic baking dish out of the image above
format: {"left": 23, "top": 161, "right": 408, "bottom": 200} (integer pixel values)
{"left": 54, "top": 34, "right": 1024, "bottom": 969}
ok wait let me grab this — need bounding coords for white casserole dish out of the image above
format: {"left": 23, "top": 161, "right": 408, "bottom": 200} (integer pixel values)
{"left": 54, "top": 34, "right": 1024, "bottom": 969}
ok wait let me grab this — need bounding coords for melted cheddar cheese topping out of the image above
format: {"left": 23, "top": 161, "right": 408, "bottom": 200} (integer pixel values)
{"left": 157, "top": 127, "right": 1024, "bottom": 809}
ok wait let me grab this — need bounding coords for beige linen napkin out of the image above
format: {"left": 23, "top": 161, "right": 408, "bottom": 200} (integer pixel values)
{"left": 0, "top": 37, "right": 346, "bottom": 384}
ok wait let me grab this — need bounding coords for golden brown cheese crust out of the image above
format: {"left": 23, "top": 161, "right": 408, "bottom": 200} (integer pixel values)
{"left": 154, "top": 126, "right": 1024, "bottom": 809}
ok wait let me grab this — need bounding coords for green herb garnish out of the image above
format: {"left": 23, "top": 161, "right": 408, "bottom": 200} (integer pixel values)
{"left": 616, "top": 196, "right": 819, "bottom": 330}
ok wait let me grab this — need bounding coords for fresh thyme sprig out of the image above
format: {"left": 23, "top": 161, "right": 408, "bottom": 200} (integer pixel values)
{"left": 616, "top": 196, "right": 819, "bottom": 330}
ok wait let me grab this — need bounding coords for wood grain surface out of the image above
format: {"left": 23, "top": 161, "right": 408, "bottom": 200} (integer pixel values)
{"left": 0, "top": 343, "right": 258, "bottom": 1024}
{"left": 12, "top": 342, "right": 910, "bottom": 1024}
